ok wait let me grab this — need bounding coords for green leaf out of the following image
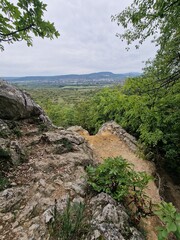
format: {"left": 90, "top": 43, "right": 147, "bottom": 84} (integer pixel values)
{"left": 158, "top": 229, "right": 168, "bottom": 240}
{"left": 167, "top": 222, "right": 177, "bottom": 232}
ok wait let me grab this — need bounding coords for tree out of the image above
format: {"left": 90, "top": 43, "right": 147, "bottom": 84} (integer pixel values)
{"left": 112, "top": 0, "right": 180, "bottom": 88}
{"left": 0, "top": 0, "right": 60, "bottom": 51}
{"left": 111, "top": 1, "right": 180, "bottom": 181}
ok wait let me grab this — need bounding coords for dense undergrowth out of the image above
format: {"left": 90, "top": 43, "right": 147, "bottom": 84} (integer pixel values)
{"left": 75, "top": 78, "right": 180, "bottom": 183}
{"left": 30, "top": 76, "right": 180, "bottom": 183}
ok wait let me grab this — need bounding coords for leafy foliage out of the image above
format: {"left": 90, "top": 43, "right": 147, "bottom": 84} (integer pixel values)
{"left": 110, "top": 0, "right": 180, "bottom": 181}
{"left": 28, "top": 86, "right": 99, "bottom": 128}
{"left": 112, "top": 0, "right": 180, "bottom": 87}
{"left": 49, "top": 199, "right": 89, "bottom": 240}
{"left": 74, "top": 86, "right": 126, "bottom": 133}
{"left": 0, "top": 0, "right": 59, "bottom": 51}
{"left": 86, "top": 156, "right": 151, "bottom": 201}
{"left": 27, "top": 82, "right": 180, "bottom": 181}
{"left": 154, "top": 202, "right": 180, "bottom": 240}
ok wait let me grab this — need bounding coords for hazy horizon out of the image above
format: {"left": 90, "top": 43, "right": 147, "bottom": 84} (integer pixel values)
{"left": 3, "top": 71, "right": 142, "bottom": 78}
{"left": 1, "top": 0, "right": 157, "bottom": 77}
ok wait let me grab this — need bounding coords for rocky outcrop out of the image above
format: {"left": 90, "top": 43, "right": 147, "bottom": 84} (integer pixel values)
{"left": 98, "top": 121, "right": 137, "bottom": 152}
{"left": 0, "top": 127, "right": 94, "bottom": 240}
{"left": 0, "top": 123, "right": 145, "bottom": 240}
{"left": 86, "top": 193, "right": 144, "bottom": 240}
{"left": 0, "top": 80, "right": 49, "bottom": 122}
{"left": 0, "top": 82, "right": 146, "bottom": 239}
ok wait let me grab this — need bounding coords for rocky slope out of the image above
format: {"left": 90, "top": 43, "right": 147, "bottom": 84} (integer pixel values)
{"left": 0, "top": 80, "right": 145, "bottom": 240}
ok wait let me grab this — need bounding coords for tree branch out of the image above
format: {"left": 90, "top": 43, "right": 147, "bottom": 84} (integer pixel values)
{"left": 0, "top": 23, "right": 34, "bottom": 39}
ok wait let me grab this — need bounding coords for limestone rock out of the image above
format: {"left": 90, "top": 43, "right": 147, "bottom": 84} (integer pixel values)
{"left": 86, "top": 193, "right": 144, "bottom": 240}
{"left": 0, "top": 125, "right": 94, "bottom": 239}
{"left": 0, "top": 138, "right": 26, "bottom": 169}
{"left": 67, "top": 125, "right": 90, "bottom": 137}
{"left": 0, "top": 80, "right": 49, "bottom": 122}
{"left": 0, "top": 82, "right": 146, "bottom": 240}
{"left": 98, "top": 121, "right": 137, "bottom": 152}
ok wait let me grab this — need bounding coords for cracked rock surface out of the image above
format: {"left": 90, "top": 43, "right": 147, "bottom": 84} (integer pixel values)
{"left": 0, "top": 82, "right": 145, "bottom": 240}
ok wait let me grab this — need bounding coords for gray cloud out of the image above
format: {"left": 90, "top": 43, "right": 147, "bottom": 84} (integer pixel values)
{"left": 0, "top": 0, "right": 157, "bottom": 77}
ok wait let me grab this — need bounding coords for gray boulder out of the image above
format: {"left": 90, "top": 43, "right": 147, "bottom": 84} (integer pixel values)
{"left": 86, "top": 193, "right": 145, "bottom": 240}
{"left": 0, "top": 80, "right": 44, "bottom": 120}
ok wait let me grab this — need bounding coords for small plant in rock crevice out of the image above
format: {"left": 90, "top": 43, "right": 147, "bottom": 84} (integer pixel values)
{"left": 0, "top": 174, "right": 10, "bottom": 191}
{"left": 49, "top": 199, "right": 90, "bottom": 240}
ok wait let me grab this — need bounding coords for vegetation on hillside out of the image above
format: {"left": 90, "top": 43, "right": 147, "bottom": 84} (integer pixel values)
{"left": 111, "top": 0, "right": 180, "bottom": 182}
{"left": 87, "top": 156, "right": 151, "bottom": 202}
{"left": 26, "top": 0, "right": 179, "bottom": 183}
{"left": 28, "top": 79, "right": 179, "bottom": 183}
{"left": 77, "top": 80, "right": 180, "bottom": 181}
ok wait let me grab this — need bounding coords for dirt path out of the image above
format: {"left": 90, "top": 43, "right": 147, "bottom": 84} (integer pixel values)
{"left": 82, "top": 130, "right": 161, "bottom": 204}
{"left": 79, "top": 129, "right": 161, "bottom": 240}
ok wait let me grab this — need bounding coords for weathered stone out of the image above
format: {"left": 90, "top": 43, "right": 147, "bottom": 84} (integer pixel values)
{"left": 98, "top": 121, "right": 137, "bottom": 152}
{"left": 0, "top": 187, "right": 27, "bottom": 213}
{"left": 43, "top": 208, "right": 54, "bottom": 223}
{"left": 0, "top": 138, "right": 26, "bottom": 168}
{"left": 0, "top": 82, "right": 147, "bottom": 240}
{"left": 67, "top": 125, "right": 90, "bottom": 136}
{"left": 0, "top": 80, "right": 49, "bottom": 122}
{"left": 86, "top": 193, "right": 144, "bottom": 240}
{"left": 9, "top": 140, "right": 26, "bottom": 165}
{"left": 41, "top": 131, "right": 84, "bottom": 145}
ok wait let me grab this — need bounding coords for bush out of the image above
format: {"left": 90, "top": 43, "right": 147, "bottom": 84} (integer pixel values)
{"left": 78, "top": 81, "right": 180, "bottom": 182}
{"left": 86, "top": 156, "right": 151, "bottom": 201}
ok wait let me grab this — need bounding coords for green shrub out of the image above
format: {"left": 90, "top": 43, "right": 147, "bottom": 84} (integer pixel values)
{"left": 154, "top": 202, "right": 180, "bottom": 240}
{"left": 49, "top": 199, "right": 89, "bottom": 240}
{"left": 86, "top": 156, "right": 151, "bottom": 201}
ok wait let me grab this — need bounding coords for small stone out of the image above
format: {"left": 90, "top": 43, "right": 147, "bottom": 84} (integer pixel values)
{"left": 73, "top": 197, "right": 84, "bottom": 204}
{"left": 39, "top": 179, "right": 46, "bottom": 187}
{"left": 54, "top": 179, "right": 63, "bottom": 186}
{"left": 2, "top": 212, "right": 13, "bottom": 221}
{"left": 29, "top": 224, "right": 40, "bottom": 231}
{"left": 2, "top": 189, "right": 14, "bottom": 199}
{"left": 43, "top": 208, "right": 53, "bottom": 223}
{"left": 12, "top": 221, "right": 19, "bottom": 228}
{"left": 11, "top": 182, "right": 17, "bottom": 186}
{"left": 94, "top": 229, "right": 101, "bottom": 238}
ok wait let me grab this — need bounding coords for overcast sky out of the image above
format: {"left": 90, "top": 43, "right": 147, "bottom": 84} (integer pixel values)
{"left": 1, "top": 0, "right": 157, "bottom": 77}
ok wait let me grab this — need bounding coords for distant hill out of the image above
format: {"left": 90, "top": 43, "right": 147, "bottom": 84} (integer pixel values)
{"left": 3, "top": 72, "right": 141, "bottom": 87}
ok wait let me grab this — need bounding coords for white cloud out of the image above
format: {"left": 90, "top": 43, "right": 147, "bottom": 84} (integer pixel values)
{"left": 0, "top": 0, "right": 157, "bottom": 77}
